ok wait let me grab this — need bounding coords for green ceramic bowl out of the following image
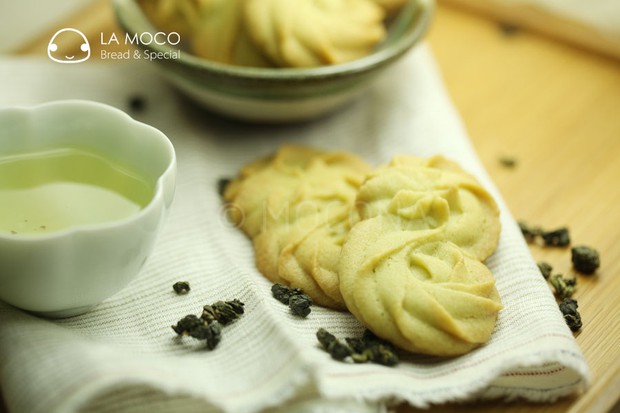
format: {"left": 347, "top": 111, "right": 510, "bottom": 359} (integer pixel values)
{"left": 114, "top": 0, "right": 434, "bottom": 122}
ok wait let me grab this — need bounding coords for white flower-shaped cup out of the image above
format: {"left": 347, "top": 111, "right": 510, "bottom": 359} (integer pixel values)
{"left": 0, "top": 100, "right": 176, "bottom": 317}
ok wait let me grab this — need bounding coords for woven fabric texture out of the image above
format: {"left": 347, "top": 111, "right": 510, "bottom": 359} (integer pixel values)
{"left": 0, "top": 45, "right": 589, "bottom": 413}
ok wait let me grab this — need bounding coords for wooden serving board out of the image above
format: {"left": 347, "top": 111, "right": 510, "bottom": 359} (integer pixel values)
{"left": 439, "top": 0, "right": 620, "bottom": 60}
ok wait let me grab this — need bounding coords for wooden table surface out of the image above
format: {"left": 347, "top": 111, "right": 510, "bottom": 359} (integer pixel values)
{"left": 4, "top": 1, "right": 620, "bottom": 412}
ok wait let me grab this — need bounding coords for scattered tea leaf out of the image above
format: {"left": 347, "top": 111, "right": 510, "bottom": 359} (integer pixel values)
{"left": 559, "top": 298, "right": 582, "bottom": 332}
{"left": 571, "top": 246, "right": 600, "bottom": 275}
{"left": 541, "top": 228, "right": 570, "bottom": 247}
{"left": 499, "top": 156, "right": 518, "bottom": 168}
{"left": 217, "top": 177, "right": 231, "bottom": 197}
{"left": 316, "top": 328, "right": 399, "bottom": 367}
{"left": 549, "top": 274, "right": 576, "bottom": 299}
{"left": 271, "top": 283, "right": 312, "bottom": 317}
{"left": 172, "top": 298, "right": 245, "bottom": 350}
{"left": 537, "top": 262, "right": 553, "bottom": 279}
{"left": 128, "top": 95, "right": 147, "bottom": 112}
{"left": 172, "top": 281, "right": 191, "bottom": 295}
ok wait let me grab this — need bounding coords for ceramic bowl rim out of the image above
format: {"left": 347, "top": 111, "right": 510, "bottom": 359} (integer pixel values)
{"left": 113, "top": 0, "right": 435, "bottom": 81}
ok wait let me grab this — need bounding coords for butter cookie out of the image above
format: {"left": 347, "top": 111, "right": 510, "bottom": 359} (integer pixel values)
{"left": 244, "top": 0, "right": 386, "bottom": 67}
{"left": 356, "top": 155, "right": 500, "bottom": 260}
{"left": 339, "top": 214, "right": 503, "bottom": 356}
{"left": 225, "top": 146, "right": 370, "bottom": 309}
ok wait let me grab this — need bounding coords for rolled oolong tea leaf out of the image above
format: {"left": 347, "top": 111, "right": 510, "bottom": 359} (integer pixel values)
{"left": 316, "top": 328, "right": 337, "bottom": 349}
{"left": 518, "top": 222, "right": 571, "bottom": 247}
{"left": 202, "top": 299, "right": 245, "bottom": 325}
{"left": 172, "top": 315, "right": 222, "bottom": 349}
{"left": 541, "top": 227, "right": 570, "bottom": 247}
{"left": 537, "top": 262, "right": 553, "bottom": 279}
{"left": 226, "top": 298, "right": 246, "bottom": 315}
{"left": 289, "top": 294, "right": 312, "bottom": 318}
{"left": 498, "top": 155, "right": 518, "bottom": 168}
{"left": 316, "top": 328, "right": 352, "bottom": 361}
{"left": 316, "top": 328, "right": 399, "bottom": 367}
{"left": 172, "top": 281, "right": 191, "bottom": 295}
{"left": 217, "top": 177, "right": 231, "bottom": 198}
{"left": 128, "top": 94, "right": 147, "bottom": 112}
{"left": 549, "top": 274, "right": 576, "bottom": 299}
{"left": 498, "top": 21, "right": 521, "bottom": 37}
{"left": 344, "top": 337, "right": 367, "bottom": 354}
{"left": 171, "top": 314, "right": 203, "bottom": 336}
{"left": 188, "top": 321, "right": 223, "bottom": 350}
{"left": 173, "top": 299, "right": 245, "bottom": 350}
{"left": 271, "top": 283, "right": 304, "bottom": 305}
{"left": 201, "top": 304, "right": 217, "bottom": 324}
{"left": 518, "top": 221, "right": 542, "bottom": 243}
{"left": 348, "top": 329, "right": 399, "bottom": 366}
{"left": 349, "top": 344, "right": 398, "bottom": 365}
{"left": 346, "top": 329, "right": 383, "bottom": 352}
{"left": 375, "top": 345, "right": 399, "bottom": 366}
{"left": 270, "top": 283, "right": 313, "bottom": 317}
{"left": 571, "top": 246, "right": 600, "bottom": 275}
{"left": 328, "top": 340, "right": 353, "bottom": 361}
{"left": 559, "top": 298, "right": 582, "bottom": 332}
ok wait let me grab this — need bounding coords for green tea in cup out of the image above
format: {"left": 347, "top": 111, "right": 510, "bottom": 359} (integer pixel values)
{"left": 0, "top": 100, "right": 176, "bottom": 317}
{"left": 0, "top": 148, "right": 153, "bottom": 235}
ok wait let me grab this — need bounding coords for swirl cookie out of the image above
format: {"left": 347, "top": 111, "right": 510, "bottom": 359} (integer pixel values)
{"left": 223, "top": 146, "right": 326, "bottom": 237}
{"left": 356, "top": 155, "right": 501, "bottom": 260}
{"left": 252, "top": 152, "right": 369, "bottom": 308}
{"left": 255, "top": 204, "right": 358, "bottom": 309}
{"left": 140, "top": 0, "right": 270, "bottom": 66}
{"left": 225, "top": 146, "right": 370, "bottom": 308}
{"left": 244, "top": 0, "right": 386, "bottom": 67}
{"left": 227, "top": 148, "right": 503, "bottom": 352}
{"left": 339, "top": 214, "right": 503, "bottom": 356}
{"left": 139, "top": 0, "right": 199, "bottom": 38}
{"left": 190, "top": 0, "right": 272, "bottom": 66}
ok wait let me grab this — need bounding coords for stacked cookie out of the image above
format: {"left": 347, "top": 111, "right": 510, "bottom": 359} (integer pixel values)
{"left": 224, "top": 146, "right": 503, "bottom": 356}
{"left": 224, "top": 146, "right": 371, "bottom": 309}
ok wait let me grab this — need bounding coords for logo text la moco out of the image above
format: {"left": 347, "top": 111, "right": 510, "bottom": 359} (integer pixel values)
{"left": 100, "top": 31, "right": 181, "bottom": 61}
{"left": 47, "top": 28, "right": 182, "bottom": 63}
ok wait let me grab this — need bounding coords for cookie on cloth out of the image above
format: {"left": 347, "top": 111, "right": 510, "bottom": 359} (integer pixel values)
{"left": 252, "top": 152, "right": 370, "bottom": 309}
{"left": 255, "top": 205, "right": 358, "bottom": 309}
{"left": 223, "top": 145, "right": 326, "bottom": 237}
{"left": 339, "top": 213, "right": 503, "bottom": 356}
{"left": 356, "top": 155, "right": 501, "bottom": 260}
{"left": 225, "top": 145, "right": 370, "bottom": 309}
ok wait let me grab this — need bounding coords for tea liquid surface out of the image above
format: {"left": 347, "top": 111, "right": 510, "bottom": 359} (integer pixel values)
{"left": 0, "top": 148, "right": 153, "bottom": 234}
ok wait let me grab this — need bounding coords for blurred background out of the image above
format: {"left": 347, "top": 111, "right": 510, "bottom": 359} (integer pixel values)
{"left": 0, "top": 0, "right": 95, "bottom": 53}
{"left": 1, "top": 0, "right": 619, "bottom": 58}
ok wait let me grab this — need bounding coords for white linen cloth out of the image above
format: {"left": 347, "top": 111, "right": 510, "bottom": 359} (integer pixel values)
{"left": 0, "top": 45, "right": 590, "bottom": 413}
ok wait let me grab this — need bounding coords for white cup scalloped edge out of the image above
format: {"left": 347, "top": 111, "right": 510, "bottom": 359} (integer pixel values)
{"left": 0, "top": 100, "right": 177, "bottom": 318}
